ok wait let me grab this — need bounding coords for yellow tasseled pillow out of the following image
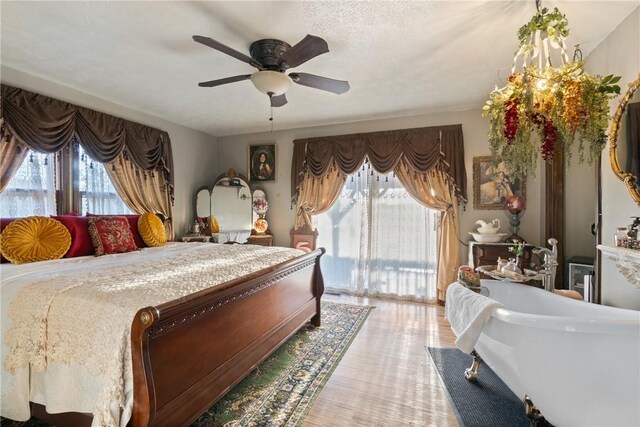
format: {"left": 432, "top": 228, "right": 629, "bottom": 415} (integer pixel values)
{"left": 0, "top": 216, "right": 71, "bottom": 264}
{"left": 209, "top": 215, "right": 220, "bottom": 233}
{"left": 138, "top": 212, "right": 167, "bottom": 247}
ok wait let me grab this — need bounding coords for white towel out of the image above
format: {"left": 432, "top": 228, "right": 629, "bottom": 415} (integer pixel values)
{"left": 445, "top": 282, "right": 504, "bottom": 354}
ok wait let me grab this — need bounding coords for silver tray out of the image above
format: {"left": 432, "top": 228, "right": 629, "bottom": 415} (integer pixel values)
{"left": 475, "top": 265, "right": 543, "bottom": 283}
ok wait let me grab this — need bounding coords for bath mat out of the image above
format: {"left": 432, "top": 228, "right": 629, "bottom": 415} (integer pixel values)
{"left": 427, "top": 347, "right": 530, "bottom": 427}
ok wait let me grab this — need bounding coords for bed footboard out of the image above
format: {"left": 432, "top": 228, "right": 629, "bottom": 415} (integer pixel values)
{"left": 130, "top": 248, "right": 324, "bottom": 427}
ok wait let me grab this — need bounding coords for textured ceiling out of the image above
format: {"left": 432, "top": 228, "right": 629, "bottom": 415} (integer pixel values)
{"left": 1, "top": 1, "right": 637, "bottom": 137}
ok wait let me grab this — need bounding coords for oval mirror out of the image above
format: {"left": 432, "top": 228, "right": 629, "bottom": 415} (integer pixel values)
{"left": 211, "top": 170, "right": 253, "bottom": 242}
{"left": 609, "top": 74, "right": 640, "bottom": 206}
{"left": 195, "top": 187, "right": 211, "bottom": 218}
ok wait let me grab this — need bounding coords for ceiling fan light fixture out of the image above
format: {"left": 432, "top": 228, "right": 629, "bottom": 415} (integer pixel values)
{"left": 250, "top": 71, "right": 292, "bottom": 96}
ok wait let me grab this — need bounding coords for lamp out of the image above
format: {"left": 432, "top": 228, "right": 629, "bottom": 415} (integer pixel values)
{"left": 505, "top": 195, "right": 526, "bottom": 242}
{"left": 483, "top": 0, "right": 621, "bottom": 180}
{"left": 250, "top": 71, "right": 292, "bottom": 96}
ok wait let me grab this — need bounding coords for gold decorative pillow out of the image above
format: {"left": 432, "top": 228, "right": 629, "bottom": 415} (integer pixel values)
{"left": 138, "top": 212, "right": 167, "bottom": 247}
{"left": 0, "top": 216, "right": 71, "bottom": 264}
{"left": 209, "top": 215, "right": 220, "bottom": 233}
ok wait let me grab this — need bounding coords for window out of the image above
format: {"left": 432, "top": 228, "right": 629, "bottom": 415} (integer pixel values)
{"left": 0, "top": 150, "right": 56, "bottom": 217}
{"left": 316, "top": 168, "right": 439, "bottom": 303}
{"left": 77, "top": 145, "right": 132, "bottom": 215}
{"left": 0, "top": 143, "right": 131, "bottom": 217}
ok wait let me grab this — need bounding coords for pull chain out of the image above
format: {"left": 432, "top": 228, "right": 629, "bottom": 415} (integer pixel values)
{"left": 269, "top": 103, "right": 274, "bottom": 133}
{"left": 268, "top": 94, "right": 274, "bottom": 133}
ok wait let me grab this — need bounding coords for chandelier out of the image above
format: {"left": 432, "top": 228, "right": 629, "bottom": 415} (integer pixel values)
{"left": 483, "top": 0, "right": 621, "bottom": 179}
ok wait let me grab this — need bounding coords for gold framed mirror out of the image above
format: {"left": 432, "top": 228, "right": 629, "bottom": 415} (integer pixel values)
{"left": 608, "top": 74, "right": 640, "bottom": 206}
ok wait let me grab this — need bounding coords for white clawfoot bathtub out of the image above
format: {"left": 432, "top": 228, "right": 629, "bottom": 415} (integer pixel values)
{"left": 475, "top": 280, "right": 640, "bottom": 427}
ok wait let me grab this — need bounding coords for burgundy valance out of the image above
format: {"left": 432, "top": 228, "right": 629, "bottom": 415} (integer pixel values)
{"left": 291, "top": 124, "right": 467, "bottom": 203}
{"left": 0, "top": 84, "right": 174, "bottom": 194}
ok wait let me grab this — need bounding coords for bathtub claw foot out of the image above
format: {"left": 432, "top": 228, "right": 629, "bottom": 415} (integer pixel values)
{"left": 464, "top": 350, "right": 481, "bottom": 382}
{"left": 524, "top": 395, "right": 553, "bottom": 427}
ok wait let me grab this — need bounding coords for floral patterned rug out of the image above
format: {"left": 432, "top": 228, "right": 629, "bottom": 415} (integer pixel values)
{"left": 1, "top": 301, "right": 372, "bottom": 427}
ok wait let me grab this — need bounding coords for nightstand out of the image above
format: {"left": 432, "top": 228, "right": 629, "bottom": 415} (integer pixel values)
{"left": 181, "top": 235, "right": 211, "bottom": 243}
{"left": 469, "top": 241, "right": 535, "bottom": 278}
{"left": 247, "top": 235, "right": 273, "bottom": 246}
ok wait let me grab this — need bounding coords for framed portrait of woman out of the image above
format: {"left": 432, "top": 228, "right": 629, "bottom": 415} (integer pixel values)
{"left": 249, "top": 144, "right": 276, "bottom": 182}
{"left": 473, "top": 156, "right": 526, "bottom": 210}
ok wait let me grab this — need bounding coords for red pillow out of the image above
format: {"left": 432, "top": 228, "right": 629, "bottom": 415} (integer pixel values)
{"left": 87, "top": 216, "right": 138, "bottom": 256}
{"left": 1, "top": 218, "right": 17, "bottom": 263}
{"left": 87, "top": 213, "right": 145, "bottom": 248}
{"left": 51, "top": 215, "right": 94, "bottom": 257}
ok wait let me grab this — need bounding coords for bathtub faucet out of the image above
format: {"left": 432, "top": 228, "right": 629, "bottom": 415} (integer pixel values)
{"left": 533, "top": 238, "right": 558, "bottom": 292}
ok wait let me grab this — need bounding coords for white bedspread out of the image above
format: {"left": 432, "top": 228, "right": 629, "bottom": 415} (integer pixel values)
{"left": 1, "top": 243, "right": 303, "bottom": 426}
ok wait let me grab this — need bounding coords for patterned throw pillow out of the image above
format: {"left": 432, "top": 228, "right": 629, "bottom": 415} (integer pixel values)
{"left": 88, "top": 216, "right": 138, "bottom": 256}
{"left": 137, "top": 212, "right": 167, "bottom": 247}
{"left": 0, "top": 216, "right": 71, "bottom": 264}
{"left": 87, "top": 213, "right": 147, "bottom": 248}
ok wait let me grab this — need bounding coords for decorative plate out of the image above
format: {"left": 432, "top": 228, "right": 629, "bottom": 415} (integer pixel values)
{"left": 254, "top": 218, "right": 268, "bottom": 234}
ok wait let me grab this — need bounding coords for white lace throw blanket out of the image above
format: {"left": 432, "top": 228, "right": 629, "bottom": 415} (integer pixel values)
{"left": 3, "top": 244, "right": 303, "bottom": 427}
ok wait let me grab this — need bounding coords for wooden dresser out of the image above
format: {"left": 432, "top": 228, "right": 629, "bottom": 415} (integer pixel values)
{"left": 247, "top": 234, "right": 273, "bottom": 246}
{"left": 469, "top": 242, "right": 536, "bottom": 278}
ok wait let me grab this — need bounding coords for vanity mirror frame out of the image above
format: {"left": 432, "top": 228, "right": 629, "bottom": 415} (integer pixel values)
{"left": 193, "top": 168, "right": 268, "bottom": 239}
{"left": 608, "top": 74, "right": 640, "bottom": 206}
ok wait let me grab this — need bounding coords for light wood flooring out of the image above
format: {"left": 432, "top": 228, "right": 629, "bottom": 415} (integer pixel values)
{"left": 303, "top": 294, "right": 459, "bottom": 427}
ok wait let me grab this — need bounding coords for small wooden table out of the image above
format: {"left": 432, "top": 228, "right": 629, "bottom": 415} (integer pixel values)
{"left": 469, "top": 241, "right": 535, "bottom": 278}
{"left": 247, "top": 234, "right": 273, "bottom": 246}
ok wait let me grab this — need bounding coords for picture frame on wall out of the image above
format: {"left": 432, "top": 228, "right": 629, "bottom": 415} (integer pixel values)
{"left": 248, "top": 144, "right": 276, "bottom": 182}
{"left": 473, "top": 156, "right": 526, "bottom": 210}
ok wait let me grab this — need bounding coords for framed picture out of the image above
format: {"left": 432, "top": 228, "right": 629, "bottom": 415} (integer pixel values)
{"left": 248, "top": 144, "right": 276, "bottom": 182}
{"left": 473, "top": 156, "right": 526, "bottom": 210}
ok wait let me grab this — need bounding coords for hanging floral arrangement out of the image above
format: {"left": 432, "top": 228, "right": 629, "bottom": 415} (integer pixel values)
{"left": 482, "top": 3, "right": 621, "bottom": 179}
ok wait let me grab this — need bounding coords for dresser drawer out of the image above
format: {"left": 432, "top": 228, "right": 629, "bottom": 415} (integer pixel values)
{"left": 247, "top": 235, "right": 273, "bottom": 246}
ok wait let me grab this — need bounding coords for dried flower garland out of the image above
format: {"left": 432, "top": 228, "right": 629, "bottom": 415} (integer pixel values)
{"left": 483, "top": 5, "right": 621, "bottom": 179}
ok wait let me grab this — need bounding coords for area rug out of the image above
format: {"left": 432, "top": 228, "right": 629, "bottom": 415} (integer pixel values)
{"left": 426, "top": 347, "right": 529, "bottom": 427}
{"left": 1, "top": 301, "right": 372, "bottom": 427}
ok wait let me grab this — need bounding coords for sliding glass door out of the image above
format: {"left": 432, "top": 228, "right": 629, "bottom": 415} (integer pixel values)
{"left": 316, "top": 167, "right": 439, "bottom": 303}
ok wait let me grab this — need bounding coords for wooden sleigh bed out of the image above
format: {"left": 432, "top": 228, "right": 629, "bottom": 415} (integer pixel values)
{"left": 26, "top": 248, "right": 325, "bottom": 427}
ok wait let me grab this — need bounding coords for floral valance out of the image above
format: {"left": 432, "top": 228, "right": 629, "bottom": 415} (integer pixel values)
{"left": 0, "top": 84, "right": 174, "bottom": 196}
{"left": 291, "top": 124, "right": 466, "bottom": 203}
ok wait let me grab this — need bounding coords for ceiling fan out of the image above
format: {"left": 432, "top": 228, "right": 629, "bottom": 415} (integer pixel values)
{"left": 192, "top": 34, "right": 350, "bottom": 107}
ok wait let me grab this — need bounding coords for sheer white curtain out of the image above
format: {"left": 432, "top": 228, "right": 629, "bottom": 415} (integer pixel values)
{"left": 0, "top": 150, "right": 56, "bottom": 217}
{"left": 79, "top": 145, "right": 132, "bottom": 215}
{"left": 316, "top": 167, "right": 439, "bottom": 303}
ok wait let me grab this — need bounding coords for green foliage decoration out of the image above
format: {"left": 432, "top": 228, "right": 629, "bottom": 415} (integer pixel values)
{"left": 483, "top": 5, "right": 621, "bottom": 179}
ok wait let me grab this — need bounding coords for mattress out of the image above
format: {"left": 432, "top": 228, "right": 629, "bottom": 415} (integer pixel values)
{"left": 1, "top": 242, "right": 303, "bottom": 427}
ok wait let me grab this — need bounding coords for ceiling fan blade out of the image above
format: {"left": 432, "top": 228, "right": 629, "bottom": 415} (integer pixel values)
{"left": 198, "top": 74, "right": 251, "bottom": 87}
{"left": 290, "top": 72, "right": 350, "bottom": 95}
{"left": 270, "top": 94, "right": 288, "bottom": 108}
{"left": 279, "top": 35, "right": 329, "bottom": 69}
{"left": 193, "top": 35, "right": 263, "bottom": 69}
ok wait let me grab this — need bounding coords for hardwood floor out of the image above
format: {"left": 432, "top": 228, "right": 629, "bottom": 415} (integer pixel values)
{"left": 303, "top": 294, "right": 459, "bottom": 427}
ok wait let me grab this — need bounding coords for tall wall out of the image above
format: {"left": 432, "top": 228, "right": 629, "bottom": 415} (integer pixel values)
{"left": 217, "top": 109, "right": 550, "bottom": 262}
{"left": 585, "top": 7, "right": 640, "bottom": 310}
{"left": 0, "top": 66, "right": 219, "bottom": 237}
